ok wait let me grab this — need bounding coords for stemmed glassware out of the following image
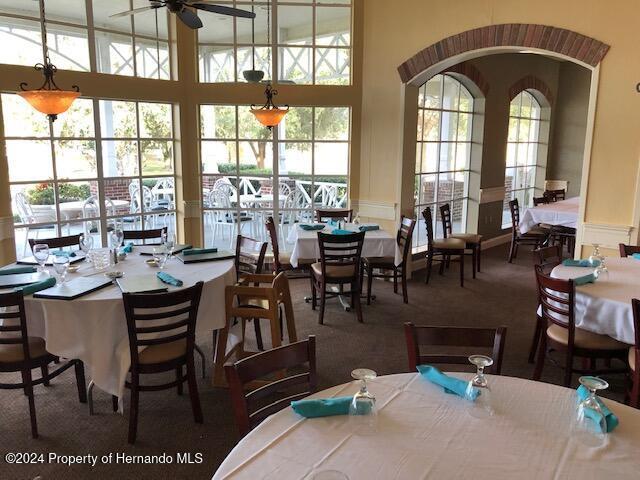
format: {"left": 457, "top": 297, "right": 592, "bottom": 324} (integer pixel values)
{"left": 163, "top": 231, "right": 176, "bottom": 260}
{"left": 153, "top": 246, "right": 169, "bottom": 269}
{"left": 110, "top": 227, "right": 124, "bottom": 251}
{"left": 53, "top": 256, "right": 70, "bottom": 284}
{"left": 574, "top": 376, "right": 610, "bottom": 447}
{"left": 589, "top": 244, "right": 608, "bottom": 280}
{"left": 465, "top": 355, "right": 495, "bottom": 418}
{"left": 348, "top": 368, "right": 377, "bottom": 434}
{"left": 32, "top": 243, "right": 50, "bottom": 274}
{"left": 79, "top": 234, "right": 93, "bottom": 261}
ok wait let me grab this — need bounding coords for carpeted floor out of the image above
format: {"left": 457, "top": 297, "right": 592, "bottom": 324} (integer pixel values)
{"left": 1, "top": 244, "right": 630, "bottom": 480}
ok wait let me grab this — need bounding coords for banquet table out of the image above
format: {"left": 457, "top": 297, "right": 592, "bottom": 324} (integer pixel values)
{"left": 4, "top": 252, "right": 236, "bottom": 400}
{"left": 213, "top": 372, "right": 640, "bottom": 479}
{"left": 519, "top": 196, "right": 579, "bottom": 234}
{"left": 550, "top": 256, "right": 640, "bottom": 345}
{"left": 287, "top": 223, "right": 400, "bottom": 268}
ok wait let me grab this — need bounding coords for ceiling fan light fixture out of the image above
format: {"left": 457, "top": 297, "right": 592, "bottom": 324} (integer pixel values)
{"left": 250, "top": 83, "right": 289, "bottom": 130}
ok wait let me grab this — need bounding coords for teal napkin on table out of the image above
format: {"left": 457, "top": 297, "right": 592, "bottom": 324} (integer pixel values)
{"left": 331, "top": 229, "right": 353, "bottom": 235}
{"left": 299, "top": 224, "right": 325, "bottom": 231}
{"left": 120, "top": 242, "right": 134, "bottom": 254}
{"left": 632, "top": 253, "right": 640, "bottom": 261}
{"left": 574, "top": 273, "right": 596, "bottom": 286}
{"left": 0, "top": 266, "right": 38, "bottom": 275}
{"left": 359, "top": 225, "right": 380, "bottom": 232}
{"left": 291, "top": 396, "right": 352, "bottom": 418}
{"left": 182, "top": 247, "right": 218, "bottom": 256}
{"left": 417, "top": 364, "right": 479, "bottom": 401}
{"left": 14, "top": 277, "right": 56, "bottom": 295}
{"left": 577, "top": 385, "right": 619, "bottom": 433}
{"left": 563, "top": 259, "right": 600, "bottom": 267}
{"left": 53, "top": 250, "right": 76, "bottom": 258}
{"left": 157, "top": 272, "right": 183, "bottom": 287}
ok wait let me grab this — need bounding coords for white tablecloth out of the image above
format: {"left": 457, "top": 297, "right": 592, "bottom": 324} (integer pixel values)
{"left": 287, "top": 224, "right": 401, "bottom": 268}
{"left": 519, "top": 196, "right": 579, "bottom": 234}
{"left": 550, "top": 256, "right": 640, "bottom": 344}
{"left": 16, "top": 253, "right": 236, "bottom": 399}
{"left": 213, "top": 372, "right": 640, "bottom": 479}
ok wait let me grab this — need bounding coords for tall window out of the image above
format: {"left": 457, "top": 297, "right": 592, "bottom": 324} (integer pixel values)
{"left": 3, "top": 95, "right": 177, "bottom": 259}
{"left": 414, "top": 74, "right": 475, "bottom": 250}
{"left": 200, "top": 105, "right": 350, "bottom": 250}
{"left": 198, "top": 0, "right": 351, "bottom": 85}
{"left": 502, "top": 90, "right": 548, "bottom": 227}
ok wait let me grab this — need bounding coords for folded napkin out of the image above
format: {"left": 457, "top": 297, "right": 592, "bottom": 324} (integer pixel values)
{"left": 359, "top": 225, "right": 380, "bottom": 232}
{"left": 15, "top": 277, "right": 56, "bottom": 295}
{"left": 182, "top": 247, "right": 218, "bottom": 256}
{"left": 417, "top": 364, "right": 479, "bottom": 401}
{"left": 632, "top": 253, "right": 640, "bottom": 261}
{"left": 563, "top": 259, "right": 600, "bottom": 267}
{"left": 574, "top": 273, "right": 596, "bottom": 286}
{"left": 331, "top": 229, "right": 353, "bottom": 235}
{"left": 0, "top": 266, "right": 38, "bottom": 275}
{"left": 577, "top": 385, "right": 619, "bottom": 433}
{"left": 120, "top": 242, "right": 134, "bottom": 254}
{"left": 299, "top": 224, "right": 325, "bottom": 231}
{"left": 53, "top": 250, "right": 76, "bottom": 258}
{"left": 291, "top": 396, "right": 352, "bottom": 418}
{"left": 157, "top": 272, "right": 183, "bottom": 287}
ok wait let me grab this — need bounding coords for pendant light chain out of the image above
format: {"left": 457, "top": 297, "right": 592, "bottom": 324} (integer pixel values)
{"left": 39, "top": 0, "right": 50, "bottom": 63}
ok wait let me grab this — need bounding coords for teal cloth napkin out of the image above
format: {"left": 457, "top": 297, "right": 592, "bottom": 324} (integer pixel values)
{"left": 182, "top": 247, "right": 218, "bottom": 256}
{"left": 417, "top": 364, "right": 479, "bottom": 401}
{"left": 299, "top": 224, "right": 325, "bottom": 231}
{"left": 359, "top": 225, "right": 380, "bottom": 232}
{"left": 157, "top": 272, "right": 183, "bottom": 287}
{"left": 574, "top": 273, "right": 596, "bottom": 286}
{"left": 15, "top": 277, "right": 56, "bottom": 295}
{"left": 291, "top": 396, "right": 352, "bottom": 418}
{"left": 632, "top": 253, "right": 640, "bottom": 261}
{"left": 53, "top": 250, "right": 76, "bottom": 258}
{"left": 563, "top": 259, "right": 600, "bottom": 267}
{"left": 0, "top": 266, "right": 38, "bottom": 275}
{"left": 331, "top": 229, "right": 353, "bottom": 235}
{"left": 577, "top": 385, "right": 619, "bottom": 433}
{"left": 120, "top": 242, "right": 134, "bottom": 254}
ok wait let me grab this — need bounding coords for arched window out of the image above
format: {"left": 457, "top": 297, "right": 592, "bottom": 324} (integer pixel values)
{"left": 414, "top": 74, "right": 477, "bottom": 249}
{"left": 502, "top": 90, "right": 549, "bottom": 227}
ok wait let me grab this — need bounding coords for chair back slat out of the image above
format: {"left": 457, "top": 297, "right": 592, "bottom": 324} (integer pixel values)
{"left": 235, "top": 235, "right": 268, "bottom": 278}
{"left": 317, "top": 231, "right": 365, "bottom": 276}
{"left": 421, "top": 207, "right": 435, "bottom": 248}
{"left": 265, "top": 216, "right": 281, "bottom": 272}
{"left": 249, "top": 392, "right": 312, "bottom": 425}
{"left": 123, "top": 227, "right": 167, "bottom": 244}
{"left": 533, "top": 196, "right": 549, "bottom": 206}
{"left": 535, "top": 245, "right": 562, "bottom": 269}
{"left": 439, "top": 204, "right": 453, "bottom": 238}
{"left": 544, "top": 189, "right": 566, "bottom": 202}
{"left": 0, "top": 291, "right": 34, "bottom": 358}
{"left": 508, "top": 199, "right": 521, "bottom": 234}
{"left": 316, "top": 209, "right": 353, "bottom": 223}
{"left": 397, "top": 216, "right": 416, "bottom": 265}
{"left": 28, "top": 234, "right": 81, "bottom": 251}
{"left": 534, "top": 265, "right": 575, "bottom": 332}
{"left": 619, "top": 243, "right": 640, "bottom": 258}
{"left": 246, "top": 372, "right": 311, "bottom": 404}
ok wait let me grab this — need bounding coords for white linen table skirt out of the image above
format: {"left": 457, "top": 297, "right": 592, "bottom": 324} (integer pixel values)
{"left": 519, "top": 196, "right": 579, "bottom": 234}
{"left": 213, "top": 372, "right": 640, "bottom": 479}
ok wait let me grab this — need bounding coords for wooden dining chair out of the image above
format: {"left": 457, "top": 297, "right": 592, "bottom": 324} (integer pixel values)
{"left": 532, "top": 265, "right": 628, "bottom": 387}
{"left": 361, "top": 216, "right": 415, "bottom": 304}
{"left": 619, "top": 243, "right": 640, "bottom": 258}
{"left": 0, "top": 291, "right": 87, "bottom": 438}
{"left": 310, "top": 231, "right": 365, "bottom": 324}
{"left": 28, "top": 233, "right": 82, "bottom": 251}
{"left": 543, "top": 189, "right": 566, "bottom": 202}
{"left": 535, "top": 245, "right": 562, "bottom": 269}
{"left": 123, "top": 227, "right": 167, "bottom": 244}
{"left": 119, "top": 282, "right": 204, "bottom": 444}
{"left": 404, "top": 323, "right": 507, "bottom": 375}
{"left": 225, "top": 336, "right": 317, "bottom": 436}
{"left": 421, "top": 206, "right": 467, "bottom": 287}
{"left": 533, "top": 196, "right": 549, "bottom": 206}
{"left": 265, "top": 216, "right": 314, "bottom": 274}
{"left": 440, "top": 203, "right": 482, "bottom": 274}
{"left": 507, "top": 199, "right": 548, "bottom": 263}
{"left": 629, "top": 299, "right": 640, "bottom": 408}
{"left": 315, "top": 208, "right": 353, "bottom": 223}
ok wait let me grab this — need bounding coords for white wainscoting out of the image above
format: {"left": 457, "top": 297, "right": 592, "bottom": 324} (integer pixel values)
{"left": 351, "top": 200, "right": 397, "bottom": 221}
{"left": 580, "top": 222, "right": 635, "bottom": 249}
{"left": 0, "top": 216, "right": 13, "bottom": 241}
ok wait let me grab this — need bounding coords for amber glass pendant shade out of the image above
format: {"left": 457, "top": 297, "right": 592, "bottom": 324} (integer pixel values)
{"left": 250, "top": 83, "right": 289, "bottom": 130}
{"left": 18, "top": 89, "right": 80, "bottom": 117}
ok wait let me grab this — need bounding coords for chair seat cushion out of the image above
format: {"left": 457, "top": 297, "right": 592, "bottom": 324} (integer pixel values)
{"left": 362, "top": 256, "right": 395, "bottom": 268}
{"left": 237, "top": 296, "right": 270, "bottom": 311}
{"left": 279, "top": 252, "right": 314, "bottom": 266}
{"left": 311, "top": 262, "right": 355, "bottom": 279}
{"left": 0, "top": 336, "right": 48, "bottom": 363}
{"left": 138, "top": 339, "right": 187, "bottom": 364}
{"left": 630, "top": 348, "right": 636, "bottom": 371}
{"left": 546, "top": 324, "right": 627, "bottom": 350}
{"left": 450, "top": 233, "right": 482, "bottom": 244}
{"left": 433, "top": 237, "right": 466, "bottom": 249}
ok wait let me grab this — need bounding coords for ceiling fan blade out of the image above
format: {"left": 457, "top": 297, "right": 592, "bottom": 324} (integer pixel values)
{"left": 191, "top": 3, "right": 256, "bottom": 19}
{"left": 110, "top": 6, "right": 155, "bottom": 18}
{"left": 177, "top": 8, "right": 204, "bottom": 29}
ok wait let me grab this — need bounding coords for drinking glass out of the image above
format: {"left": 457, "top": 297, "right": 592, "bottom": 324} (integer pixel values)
{"left": 53, "top": 256, "right": 70, "bottom": 284}
{"left": 589, "top": 244, "right": 609, "bottom": 280}
{"left": 153, "top": 246, "right": 169, "bottom": 269}
{"left": 348, "top": 368, "right": 377, "bottom": 433}
{"left": 79, "top": 234, "right": 93, "bottom": 260}
{"left": 352, "top": 212, "right": 360, "bottom": 225}
{"left": 465, "top": 355, "right": 495, "bottom": 418}
{"left": 32, "top": 244, "right": 50, "bottom": 274}
{"left": 574, "top": 376, "right": 610, "bottom": 447}
{"left": 163, "top": 232, "right": 176, "bottom": 259}
{"left": 110, "top": 228, "right": 124, "bottom": 250}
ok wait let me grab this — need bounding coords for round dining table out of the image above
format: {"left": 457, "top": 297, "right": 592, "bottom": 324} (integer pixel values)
{"left": 20, "top": 251, "right": 236, "bottom": 401}
{"left": 213, "top": 372, "right": 640, "bottom": 479}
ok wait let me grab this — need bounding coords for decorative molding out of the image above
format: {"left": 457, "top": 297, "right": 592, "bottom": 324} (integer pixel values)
{"left": 445, "top": 63, "right": 490, "bottom": 97}
{"left": 0, "top": 216, "right": 13, "bottom": 241}
{"left": 482, "top": 233, "right": 512, "bottom": 249}
{"left": 508, "top": 75, "right": 554, "bottom": 104}
{"left": 580, "top": 223, "right": 634, "bottom": 249}
{"left": 182, "top": 200, "right": 201, "bottom": 219}
{"left": 479, "top": 186, "right": 506, "bottom": 204}
{"left": 351, "top": 200, "right": 397, "bottom": 221}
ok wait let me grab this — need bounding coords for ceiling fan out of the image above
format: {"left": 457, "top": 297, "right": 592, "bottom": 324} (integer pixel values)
{"left": 111, "top": 0, "right": 256, "bottom": 30}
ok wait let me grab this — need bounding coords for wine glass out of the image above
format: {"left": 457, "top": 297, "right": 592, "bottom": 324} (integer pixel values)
{"left": 574, "top": 376, "right": 610, "bottom": 447}
{"left": 589, "top": 244, "right": 609, "bottom": 280}
{"left": 53, "top": 256, "right": 70, "bottom": 284}
{"left": 32, "top": 244, "right": 50, "bottom": 274}
{"left": 348, "top": 368, "right": 377, "bottom": 434}
{"left": 153, "top": 246, "right": 169, "bottom": 269}
{"left": 110, "top": 228, "right": 124, "bottom": 251}
{"left": 352, "top": 212, "right": 360, "bottom": 225}
{"left": 163, "top": 231, "right": 176, "bottom": 259}
{"left": 79, "top": 234, "right": 93, "bottom": 260}
{"left": 465, "top": 355, "right": 495, "bottom": 418}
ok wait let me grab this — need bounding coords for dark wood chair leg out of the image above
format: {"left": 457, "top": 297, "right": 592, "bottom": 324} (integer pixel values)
{"left": 318, "top": 283, "right": 326, "bottom": 325}
{"left": 508, "top": 238, "right": 516, "bottom": 263}
{"left": 186, "top": 357, "right": 203, "bottom": 424}
{"left": 425, "top": 254, "right": 433, "bottom": 284}
{"left": 528, "top": 316, "right": 543, "bottom": 364}
{"left": 128, "top": 375, "right": 140, "bottom": 444}
{"left": 176, "top": 366, "right": 183, "bottom": 395}
{"left": 631, "top": 371, "right": 640, "bottom": 408}
{"left": 532, "top": 334, "right": 547, "bottom": 381}
{"left": 352, "top": 281, "right": 363, "bottom": 323}
{"left": 459, "top": 253, "right": 464, "bottom": 288}
{"left": 393, "top": 269, "right": 398, "bottom": 293}
{"left": 194, "top": 344, "right": 206, "bottom": 379}
{"left": 21, "top": 368, "right": 38, "bottom": 439}
{"left": 310, "top": 276, "right": 317, "bottom": 310}
{"left": 401, "top": 268, "right": 408, "bottom": 304}
{"left": 471, "top": 248, "right": 476, "bottom": 279}
{"left": 74, "top": 360, "right": 87, "bottom": 403}
{"left": 112, "top": 395, "right": 119, "bottom": 412}
{"left": 41, "top": 365, "right": 50, "bottom": 387}
{"left": 564, "top": 351, "right": 574, "bottom": 387}
{"left": 366, "top": 264, "right": 373, "bottom": 305}
{"left": 513, "top": 243, "right": 519, "bottom": 260}
{"left": 477, "top": 243, "right": 482, "bottom": 272}
{"left": 254, "top": 319, "right": 264, "bottom": 351}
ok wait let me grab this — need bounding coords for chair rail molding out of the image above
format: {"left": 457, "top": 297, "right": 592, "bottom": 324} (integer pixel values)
{"left": 479, "top": 186, "right": 507, "bottom": 204}
{"left": 0, "top": 216, "right": 13, "bottom": 241}
{"left": 351, "top": 200, "right": 397, "bottom": 221}
{"left": 580, "top": 222, "right": 634, "bottom": 249}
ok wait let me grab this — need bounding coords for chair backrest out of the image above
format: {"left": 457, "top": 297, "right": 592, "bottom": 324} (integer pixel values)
{"left": 235, "top": 235, "right": 268, "bottom": 278}
{"left": 0, "top": 291, "right": 32, "bottom": 364}
{"left": 439, "top": 203, "right": 453, "bottom": 238}
{"left": 225, "top": 336, "right": 317, "bottom": 436}
{"left": 535, "top": 245, "right": 562, "bottom": 269}
{"left": 316, "top": 208, "right": 353, "bottom": 223}
{"left": 123, "top": 227, "right": 167, "bottom": 244}
{"left": 122, "top": 282, "right": 204, "bottom": 369}
{"left": 28, "top": 233, "right": 82, "bottom": 250}
{"left": 508, "top": 199, "right": 520, "bottom": 234}
{"left": 265, "top": 216, "right": 282, "bottom": 273}
{"left": 82, "top": 195, "right": 116, "bottom": 218}
{"left": 14, "top": 192, "right": 35, "bottom": 223}
{"left": 317, "top": 231, "right": 365, "bottom": 279}
{"left": 397, "top": 216, "right": 416, "bottom": 266}
{"left": 544, "top": 180, "right": 569, "bottom": 192}
{"left": 278, "top": 182, "right": 292, "bottom": 198}
{"left": 421, "top": 206, "right": 436, "bottom": 249}
{"left": 619, "top": 243, "right": 640, "bottom": 258}
{"left": 632, "top": 299, "right": 640, "bottom": 371}
{"left": 208, "top": 183, "right": 235, "bottom": 210}
{"left": 404, "top": 323, "right": 507, "bottom": 375}
{"left": 533, "top": 196, "right": 549, "bottom": 206}
{"left": 534, "top": 264, "right": 575, "bottom": 339}
{"left": 543, "top": 189, "right": 566, "bottom": 202}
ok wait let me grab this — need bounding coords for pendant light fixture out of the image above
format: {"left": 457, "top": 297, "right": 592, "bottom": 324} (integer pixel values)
{"left": 242, "top": 0, "right": 265, "bottom": 83}
{"left": 250, "top": 83, "right": 289, "bottom": 129}
{"left": 18, "top": 0, "right": 80, "bottom": 122}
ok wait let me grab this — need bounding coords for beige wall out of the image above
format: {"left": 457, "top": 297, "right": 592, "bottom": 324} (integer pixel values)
{"left": 359, "top": 0, "right": 640, "bottom": 251}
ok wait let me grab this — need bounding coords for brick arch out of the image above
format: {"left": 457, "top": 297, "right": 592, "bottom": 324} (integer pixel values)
{"left": 444, "top": 63, "right": 490, "bottom": 97}
{"left": 509, "top": 75, "right": 554, "bottom": 104}
{"left": 398, "top": 24, "right": 610, "bottom": 83}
